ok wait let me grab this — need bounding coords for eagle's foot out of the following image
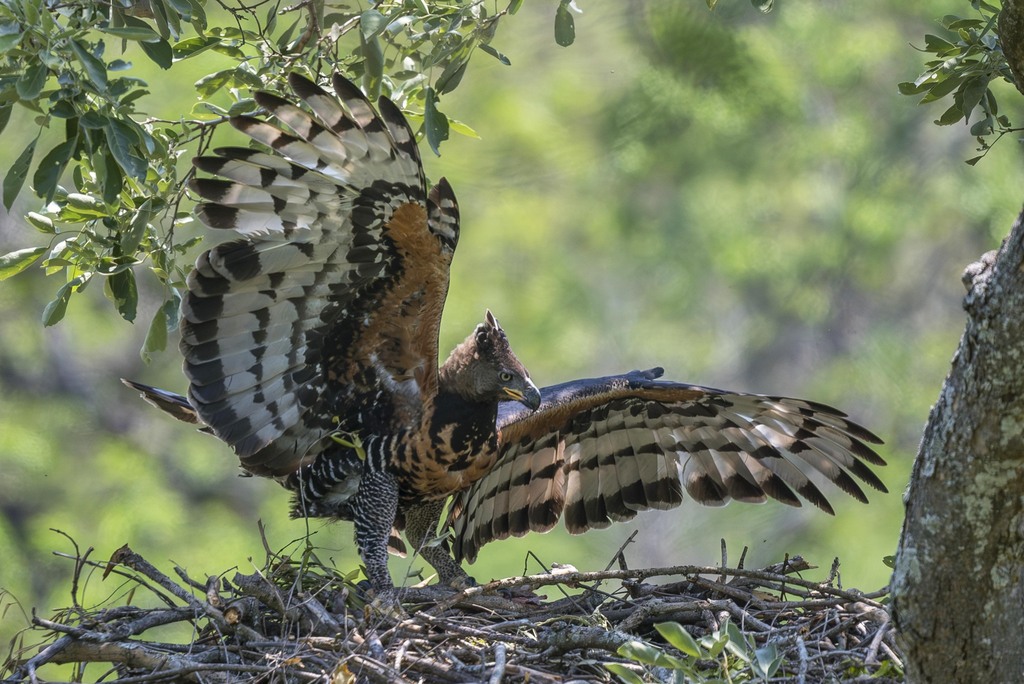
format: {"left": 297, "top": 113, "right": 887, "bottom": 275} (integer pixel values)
{"left": 447, "top": 573, "right": 477, "bottom": 591}
{"left": 363, "top": 587, "right": 408, "bottom": 620}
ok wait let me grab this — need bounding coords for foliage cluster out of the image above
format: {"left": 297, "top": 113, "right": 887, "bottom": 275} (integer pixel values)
{"left": 609, "top": 620, "right": 783, "bottom": 683}
{"left": 898, "top": 0, "right": 1019, "bottom": 164}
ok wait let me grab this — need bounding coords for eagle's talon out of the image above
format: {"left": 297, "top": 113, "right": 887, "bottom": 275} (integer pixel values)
{"left": 364, "top": 588, "right": 408, "bottom": 620}
{"left": 449, "top": 574, "right": 477, "bottom": 591}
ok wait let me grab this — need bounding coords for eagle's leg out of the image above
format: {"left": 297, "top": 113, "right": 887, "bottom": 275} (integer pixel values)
{"left": 404, "top": 499, "right": 474, "bottom": 589}
{"left": 351, "top": 467, "right": 400, "bottom": 597}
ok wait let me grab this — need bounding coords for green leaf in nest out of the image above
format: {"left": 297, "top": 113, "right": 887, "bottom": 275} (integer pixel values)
{"left": 654, "top": 622, "right": 701, "bottom": 658}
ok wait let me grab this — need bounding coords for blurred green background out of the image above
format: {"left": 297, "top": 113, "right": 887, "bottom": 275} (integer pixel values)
{"left": 2, "top": 0, "right": 1019, "bottom": 645}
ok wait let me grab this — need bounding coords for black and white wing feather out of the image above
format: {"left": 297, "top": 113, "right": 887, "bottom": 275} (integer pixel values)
{"left": 449, "top": 368, "right": 886, "bottom": 563}
{"left": 181, "top": 73, "right": 459, "bottom": 477}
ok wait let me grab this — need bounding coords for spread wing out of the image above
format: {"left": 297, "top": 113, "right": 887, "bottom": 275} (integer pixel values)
{"left": 449, "top": 368, "right": 886, "bottom": 563}
{"left": 181, "top": 73, "right": 460, "bottom": 476}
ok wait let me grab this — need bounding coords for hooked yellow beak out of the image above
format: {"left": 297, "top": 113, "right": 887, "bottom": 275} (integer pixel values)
{"left": 503, "top": 381, "right": 542, "bottom": 411}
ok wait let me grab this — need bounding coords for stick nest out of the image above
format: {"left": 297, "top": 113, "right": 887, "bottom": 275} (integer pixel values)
{"left": 3, "top": 535, "right": 902, "bottom": 683}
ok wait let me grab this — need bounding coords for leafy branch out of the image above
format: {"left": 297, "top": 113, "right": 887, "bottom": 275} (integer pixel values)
{"left": 899, "top": 0, "right": 1021, "bottom": 165}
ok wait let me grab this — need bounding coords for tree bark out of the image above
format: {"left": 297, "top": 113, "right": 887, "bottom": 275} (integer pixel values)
{"left": 893, "top": 7, "right": 1024, "bottom": 680}
{"left": 891, "top": 208, "right": 1024, "bottom": 681}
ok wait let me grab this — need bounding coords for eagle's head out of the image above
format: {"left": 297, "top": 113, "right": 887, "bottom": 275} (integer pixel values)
{"left": 441, "top": 310, "right": 541, "bottom": 410}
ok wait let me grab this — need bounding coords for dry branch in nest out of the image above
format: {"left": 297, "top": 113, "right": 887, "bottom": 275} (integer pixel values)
{"left": 3, "top": 533, "right": 903, "bottom": 683}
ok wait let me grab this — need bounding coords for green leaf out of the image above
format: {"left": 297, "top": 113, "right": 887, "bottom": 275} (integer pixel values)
{"left": 195, "top": 68, "right": 235, "bottom": 96}
{"left": 149, "top": 0, "right": 171, "bottom": 39}
{"left": 3, "top": 137, "right": 37, "bottom": 210}
{"left": 508, "top": 0, "right": 523, "bottom": 14}
{"left": 152, "top": 0, "right": 183, "bottom": 39}
{"left": 42, "top": 276, "right": 87, "bottom": 327}
{"left": 423, "top": 87, "right": 449, "bottom": 156}
{"left": 65, "top": 192, "right": 109, "bottom": 217}
{"left": 226, "top": 98, "right": 256, "bottom": 116}
{"left": 106, "top": 267, "right": 138, "bottom": 322}
{"left": 140, "top": 39, "right": 174, "bottom": 69}
{"left": 70, "top": 39, "right": 109, "bottom": 93}
{"left": 554, "top": 1, "right": 576, "bottom": 47}
{"left": 0, "top": 104, "right": 12, "bottom": 136}
{"left": 99, "top": 149, "right": 123, "bottom": 205}
{"left": 897, "top": 80, "right": 928, "bottom": 96}
{"left": 141, "top": 298, "right": 177, "bottom": 362}
{"left": 190, "top": 100, "right": 227, "bottom": 120}
{"left": 655, "top": 622, "right": 701, "bottom": 658}
{"left": 752, "top": 643, "right": 782, "bottom": 679}
{"left": 0, "top": 246, "right": 47, "bottom": 281}
{"left": 934, "top": 102, "right": 964, "bottom": 126}
{"left": 435, "top": 59, "right": 468, "bottom": 95}
{"left": 265, "top": 1, "right": 277, "bottom": 34}
{"left": 617, "top": 641, "right": 664, "bottom": 666}
{"left": 920, "top": 74, "right": 963, "bottom": 104}
{"left": 604, "top": 663, "right": 646, "bottom": 684}
{"left": 172, "top": 36, "right": 221, "bottom": 59}
{"left": 969, "top": 117, "right": 993, "bottom": 136}
{"left": 479, "top": 43, "right": 511, "bottom": 66}
{"left": 360, "top": 9, "right": 386, "bottom": 39}
{"left": 752, "top": 0, "right": 774, "bottom": 12}
{"left": 275, "top": 18, "right": 300, "bottom": 52}
{"left": 105, "top": 119, "right": 147, "bottom": 180}
{"left": 122, "top": 199, "right": 153, "bottom": 253}
{"left": 701, "top": 631, "right": 728, "bottom": 658}
{"left": 26, "top": 212, "right": 55, "bottom": 233}
{"left": 0, "top": 32, "right": 21, "bottom": 55}
{"left": 723, "top": 620, "right": 752, "bottom": 661}
{"left": 361, "top": 34, "right": 384, "bottom": 100}
{"left": 706, "top": 0, "right": 720, "bottom": 9}
{"left": 923, "top": 34, "right": 956, "bottom": 54}
{"left": 943, "top": 15, "right": 983, "bottom": 31}
{"left": 99, "top": 26, "right": 162, "bottom": 41}
{"left": 164, "top": 0, "right": 194, "bottom": 20}
{"left": 80, "top": 111, "right": 110, "bottom": 129}
{"left": 33, "top": 137, "right": 77, "bottom": 204}
{"left": 960, "top": 79, "right": 988, "bottom": 121}
{"left": 16, "top": 62, "right": 48, "bottom": 100}
{"left": 447, "top": 117, "right": 480, "bottom": 139}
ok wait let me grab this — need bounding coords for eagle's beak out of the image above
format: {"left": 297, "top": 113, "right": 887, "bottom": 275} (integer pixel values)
{"left": 504, "top": 381, "right": 542, "bottom": 411}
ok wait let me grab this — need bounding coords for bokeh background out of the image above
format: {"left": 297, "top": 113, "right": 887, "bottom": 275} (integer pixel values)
{"left": 2, "top": 0, "right": 1020, "bottom": 646}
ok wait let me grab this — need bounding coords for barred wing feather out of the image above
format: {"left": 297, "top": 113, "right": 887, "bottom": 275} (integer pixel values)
{"left": 449, "top": 368, "right": 886, "bottom": 563}
{"left": 181, "top": 72, "right": 459, "bottom": 477}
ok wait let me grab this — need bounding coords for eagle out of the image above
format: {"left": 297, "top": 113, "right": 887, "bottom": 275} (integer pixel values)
{"left": 125, "top": 72, "right": 886, "bottom": 602}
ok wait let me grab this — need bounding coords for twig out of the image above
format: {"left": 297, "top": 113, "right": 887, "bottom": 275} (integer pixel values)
{"left": 488, "top": 642, "right": 507, "bottom": 684}
{"left": 796, "top": 635, "right": 809, "bottom": 684}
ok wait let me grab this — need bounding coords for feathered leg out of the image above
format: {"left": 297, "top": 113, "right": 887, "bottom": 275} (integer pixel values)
{"left": 352, "top": 467, "right": 400, "bottom": 596}
{"left": 404, "top": 499, "right": 473, "bottom": 588}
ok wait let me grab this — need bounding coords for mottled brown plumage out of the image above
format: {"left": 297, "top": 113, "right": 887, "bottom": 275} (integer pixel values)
{"left": 126, "top": 72, "right": 886, "bottom": 600}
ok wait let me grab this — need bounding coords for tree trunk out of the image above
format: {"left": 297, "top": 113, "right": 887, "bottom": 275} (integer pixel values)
{"left": 891, "top": 207, "right": 1024, "bottom": 681}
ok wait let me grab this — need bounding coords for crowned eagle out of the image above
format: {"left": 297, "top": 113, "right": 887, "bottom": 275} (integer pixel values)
{"left": 126, "top": 72, "right": 886, "bottom": 601}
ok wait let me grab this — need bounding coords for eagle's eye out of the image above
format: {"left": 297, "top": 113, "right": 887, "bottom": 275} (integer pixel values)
{"left": 499, "top": 371, "right": 513, "bottom": 382}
